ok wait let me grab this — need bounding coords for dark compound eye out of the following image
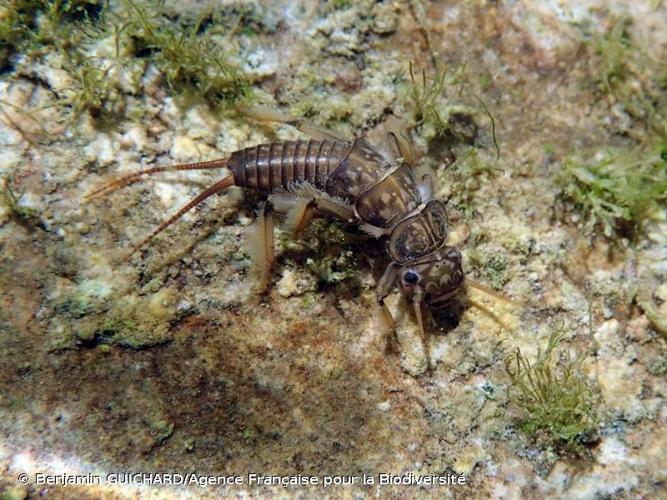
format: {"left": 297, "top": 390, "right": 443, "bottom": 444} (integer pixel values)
{"left": 403, "top": 270, "right": 419, "bottom": 284}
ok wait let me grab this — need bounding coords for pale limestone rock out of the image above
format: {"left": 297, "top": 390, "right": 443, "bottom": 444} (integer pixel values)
{"left": 276, "top": 268, "right": 317, "bottom": 298}
{"left": 453, "top": 444, "right": 488, "bottom": 475}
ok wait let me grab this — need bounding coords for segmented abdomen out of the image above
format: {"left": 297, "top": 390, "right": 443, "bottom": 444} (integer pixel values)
{"left": 228, "top": 140, "right": 351, "bottom": 192}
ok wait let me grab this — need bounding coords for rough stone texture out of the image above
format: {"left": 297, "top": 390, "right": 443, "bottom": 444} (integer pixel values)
{"left": 0, "top": 1, "right": 665, "bottom": 499}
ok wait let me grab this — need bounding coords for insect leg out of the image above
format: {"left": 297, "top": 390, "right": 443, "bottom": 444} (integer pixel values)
{"left": 375, "top": 262, "right": 398, "bottom": 336}
{"left": 417, "top": 173, "right": 434, "bottom": 203}
{"left": 268, "top": 194, "right": 315, "bottom": 236}
{"left": 383, "top": 115, "right": 416, "bottom": 165}
{"left": 285, "top": 199, "right": 316, "bottom": 236}
{"left": 246, "top": 201, "right": 276, "bottom": 292}
{"left": 242, "top": 105, "right": 347, "bottom": 142}
{"left": 376, "top": 262, "right": 399, "bottom": 301}
{"left": 290, "top": 196, "right": 356, "bottom": 235}
{"left": 270, "top": 189, "right": 355, "bottom": 236}
{"left": 310, "top": 196, "right": 355, "bottom": 221}
{"left": 289, "top": 119, "right": 347, "bottom": 143}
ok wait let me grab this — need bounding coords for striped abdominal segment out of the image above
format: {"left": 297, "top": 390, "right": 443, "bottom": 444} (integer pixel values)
{"left": 228, "top": 140, "right": 350, "bottom": 192}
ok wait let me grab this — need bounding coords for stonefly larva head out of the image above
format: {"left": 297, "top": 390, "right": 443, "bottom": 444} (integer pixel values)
{"left": 395, "top": 245, "right": 514, "bottom": 339}
{"left": 398, "top": 246, "right": 465, "bottom": 306}
{"left": 396, "top": 246, "right": 464, "bottom": 335}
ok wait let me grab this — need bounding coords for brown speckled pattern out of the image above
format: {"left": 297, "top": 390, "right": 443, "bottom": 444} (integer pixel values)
{"left": 389, "top": 201, "right": 449, "bottom": 263}
{"left": 1, "top": 0, "right": 666, "bottom": 498}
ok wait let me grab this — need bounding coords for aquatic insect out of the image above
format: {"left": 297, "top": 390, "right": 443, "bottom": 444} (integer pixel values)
{"left": 85, "top": 107, "right": 506, "bottom": 357}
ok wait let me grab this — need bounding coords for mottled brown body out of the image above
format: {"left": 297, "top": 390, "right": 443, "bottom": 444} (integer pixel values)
{"left": 228, "top": 138, "right": 429, "bottom": 234}
{"left": 224, "top": 133, "right": 464, "bottom": 311}
{"left": 85, "top": 111, "right": 474, "bottom": 349}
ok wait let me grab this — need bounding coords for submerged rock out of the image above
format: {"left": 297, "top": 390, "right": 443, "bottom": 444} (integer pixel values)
{"left": 0, "top": 0, "right": 665, "bottom": 498}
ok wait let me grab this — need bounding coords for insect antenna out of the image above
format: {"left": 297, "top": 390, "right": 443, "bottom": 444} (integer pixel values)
{"left": 123, "top": 175, "right": 235, "bottom": 261}
{"left": 83, "top": 159, "right": 229, "bottom": 201}
{"left": 464, "top": 278, "right": 514, "bottom": 332}
{"left": 467, "top": 298, "right": 514, "bottom": 333}
{"left": 464, "top": 277, "right": 513, "bottom": 304}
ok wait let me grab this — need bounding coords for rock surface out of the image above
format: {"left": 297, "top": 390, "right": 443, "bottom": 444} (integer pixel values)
{"left": 0, "top": 0, "right": 665, "bottom": 499}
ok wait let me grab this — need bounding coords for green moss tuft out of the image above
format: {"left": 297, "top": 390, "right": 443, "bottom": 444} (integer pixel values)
{"left": 558, "top": 142, "right": 667, "bottom": 238}
{"left": 565, "top": 14, "right": 667, "bottom": 240}
{"left": 281, "top": 219, "right": 360, "bottom": 287}
{"left": 467, "top": 251, "right": 509, "bottom": 290}
{"left": 0, "top": 0, "right": 42, "bottom": 69}
{"left": 590, "top": 16, "right": 634, "bottom": 98}
{"left": 438, "top": 147, "right": 502, "bottom": 218}
{"left": 504, "top": 330, "right": 599, "bottom": 452}
{"left": 406, "top": 62, "right": 476, "bottom": 143}
{"left": 0, "top": 0, "right": 106, "bottom": 68}
{"left": 0, "top": 1, "right": 121, "bottom": 123}
{"left": 586, "top": 15, "right": 667, "bottom": 138}
{"left": 2, "top": 1, "right": 256, "bottom": 123}
{"left": 123, "top": 0, "right": 253, "bottom": 110}
{"left": 66, "top": 58, "right": 121, "bottom": 119}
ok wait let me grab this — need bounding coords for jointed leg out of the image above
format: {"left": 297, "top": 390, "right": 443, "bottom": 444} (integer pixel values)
{"left": 412, "top": 287, "right": 432, "bottom": 370}
{"left": 285, "top": 198, "right": 316, "bottom": 236}
{"left": 267, "top": 193, "right": 315, "bottom": 237}
{"left": 255, "top": 191, "right": 355, "bottom": 294}
{"left": 312, "top": 196, "right": 355, "bottom": 222}
{"left": 269, "top": 190, "right": 356, "bottom": 236}
{"left": 375, "top": 263, "right": 432, "bottom": 369}
{"left": 375, "top": 263, "right": 398, "bottom": 337}
{"left": 288, "top": 196, "right": 355, "bottom": 235}
{"left": 383, "top": 115, "right": 416, "bottom": 165}
{"left": 290, "top": 118, "right": 348, "bottom": 143}
{"left": 246, "top": 201, "right": 276, "bottom": 292}
{"left": 417, "top": 173, "right": 434, "bottom": 203}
